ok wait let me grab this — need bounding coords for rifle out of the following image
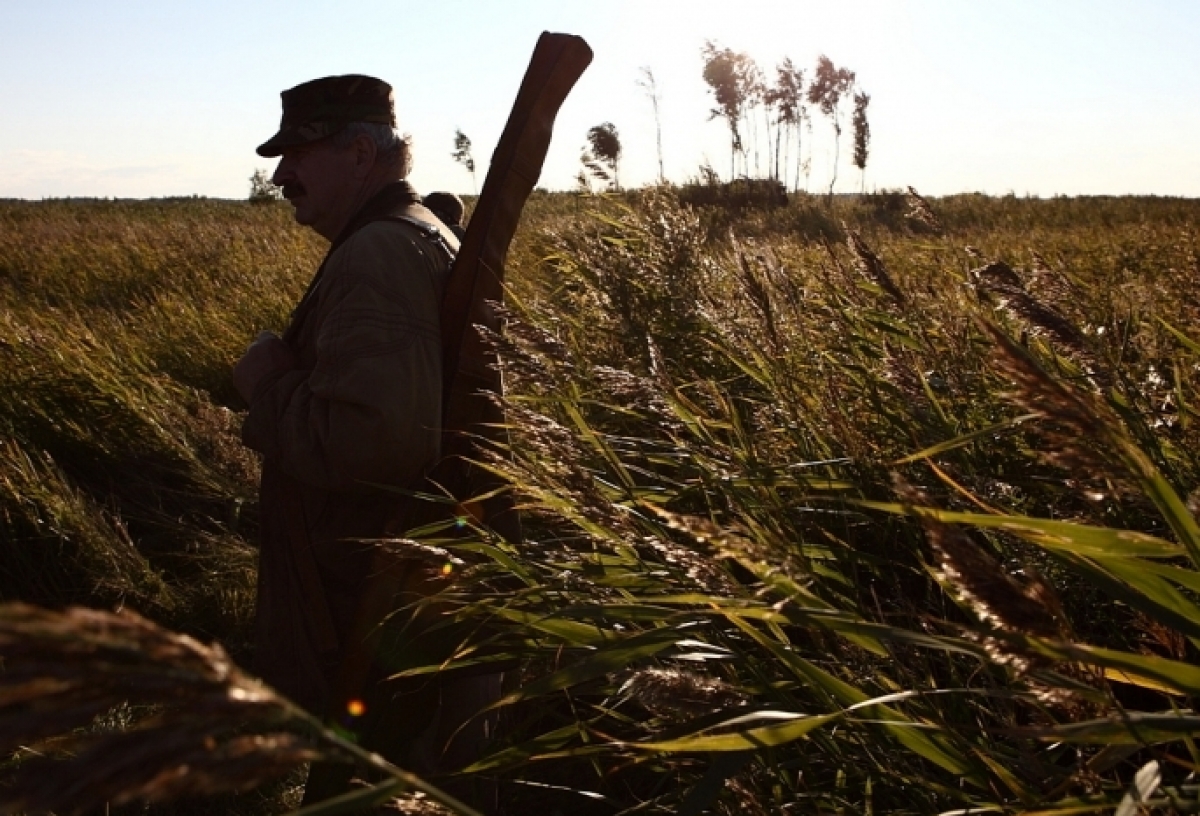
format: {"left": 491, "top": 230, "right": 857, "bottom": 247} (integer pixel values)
{"left": 308, "top": 32, "right": 593, "bottom": 807}
{"left": 438, "top": 32, "right": 593, "bottom": 539}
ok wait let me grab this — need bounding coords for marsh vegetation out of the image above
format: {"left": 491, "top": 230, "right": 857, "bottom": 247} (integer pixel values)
{"left": 2, "top": 189, "right": 1200, "bottom": 814}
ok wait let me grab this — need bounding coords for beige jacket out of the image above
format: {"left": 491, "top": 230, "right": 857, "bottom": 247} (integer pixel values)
{"left": 243, "top": 194, "right": 458, "bottom": 714}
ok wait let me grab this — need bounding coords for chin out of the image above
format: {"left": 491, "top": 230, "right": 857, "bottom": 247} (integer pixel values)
{"left": 288, "top": 200, "right": 315, "bottom": 226}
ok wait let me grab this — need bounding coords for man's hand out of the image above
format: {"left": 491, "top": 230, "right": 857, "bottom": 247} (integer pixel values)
{"left": 233, "top": 331, "right": 298, "bottom": 404}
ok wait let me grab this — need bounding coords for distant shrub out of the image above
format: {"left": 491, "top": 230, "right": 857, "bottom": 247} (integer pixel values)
{"left": 676, "top": 177, "right": 787, "bottom": 211}
{"left": 856, "top": 187, "right": 911, "bottom": 230}
{"left": 247, "top": 169, "right": 282, "bottom": 205}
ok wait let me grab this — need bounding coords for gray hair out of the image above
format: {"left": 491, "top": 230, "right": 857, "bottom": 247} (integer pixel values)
{"left": 333, "top": 122, "right": 412, "bottom": 178}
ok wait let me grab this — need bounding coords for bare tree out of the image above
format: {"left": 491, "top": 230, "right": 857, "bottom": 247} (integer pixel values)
{"left": 451, "top": 128, "right": 477, "bottom": 194}
{"left": 701, "top": 41, "right": 756, "bottom": 180}
{"left": 807, "top": 55, "right": 856, "bottom": 199}
{"left": 581, "top": 122, "right": 622, "bottom": 191}
{"left": 852, "top": 91, "right": 871, "bottom": 193}
{"left": 636, "top": 66, "right": 666, "bottom": 184}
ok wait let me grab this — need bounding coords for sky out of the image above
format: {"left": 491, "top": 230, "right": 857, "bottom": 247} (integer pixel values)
{"left": 1, "top": 0, "right": 1198, "bottom": 200}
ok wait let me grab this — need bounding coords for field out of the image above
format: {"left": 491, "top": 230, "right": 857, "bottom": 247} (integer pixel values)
{"left": 2, "top": 189, "right": 1200, "bottom": 814}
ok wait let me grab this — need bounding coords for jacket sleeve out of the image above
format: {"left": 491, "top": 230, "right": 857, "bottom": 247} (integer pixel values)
{"left": 242, "top": 223, "right": 445, "bottom": 493}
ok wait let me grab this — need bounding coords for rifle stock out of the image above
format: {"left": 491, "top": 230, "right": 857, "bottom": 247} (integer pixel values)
{"left": 437, "top": 32, "right": 593, "bottom": 536}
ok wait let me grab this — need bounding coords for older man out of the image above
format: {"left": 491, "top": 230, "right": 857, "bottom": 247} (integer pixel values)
{"left": 234, "top": 75, "right": 490, "bottom": 803}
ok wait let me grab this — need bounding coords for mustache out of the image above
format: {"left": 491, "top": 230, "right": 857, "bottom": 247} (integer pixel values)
{"left": 281, "top": 183, "right": 306, "bottom": 199}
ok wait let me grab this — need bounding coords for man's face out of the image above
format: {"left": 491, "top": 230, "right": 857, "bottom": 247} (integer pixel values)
{"left": 271, "top": 139, "right": 359, "bottom": 240}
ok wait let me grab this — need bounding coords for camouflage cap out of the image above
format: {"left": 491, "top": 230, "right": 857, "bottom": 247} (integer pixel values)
{"left": 256, "top": 74, "right": 396, "bottom": 158}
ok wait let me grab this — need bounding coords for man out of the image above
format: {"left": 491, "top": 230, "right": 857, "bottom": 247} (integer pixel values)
{"left": 233, "top": 75, "right": 492, "bottom": 803}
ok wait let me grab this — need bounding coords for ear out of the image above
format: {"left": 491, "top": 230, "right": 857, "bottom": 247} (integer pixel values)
{"left": 350, "top": 132, "right": 378, "bottom": 178}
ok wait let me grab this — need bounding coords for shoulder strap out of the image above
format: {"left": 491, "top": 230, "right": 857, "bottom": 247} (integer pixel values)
{"left": 377, "top": 210, "right": 460, "bottom": 266}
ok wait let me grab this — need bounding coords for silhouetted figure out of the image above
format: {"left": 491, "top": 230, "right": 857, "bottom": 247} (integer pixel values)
{"left": 423, "top": 191, "right": 467, "bottom": 240}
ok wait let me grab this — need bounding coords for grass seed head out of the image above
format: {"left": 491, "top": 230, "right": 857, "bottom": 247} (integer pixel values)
{"left": 845, "top": 226, "right": 905, "bottom": 305}
{"left": 972, "top": 262, "right": 1109, "bottom": 387}
{"left": 982, "top": 320, "right": 1143, "bottom": 504}
{"left": 620, "top": 666, "right": 744, "bottom": 720}
{"left": 904, "top": 186, "right": 944, "bottom": 234}
{"left": 0, "top": 603, "right": 325, "bottom": 815}
{"left": 892, "top": 475, "right": 1069, "bottom": 675}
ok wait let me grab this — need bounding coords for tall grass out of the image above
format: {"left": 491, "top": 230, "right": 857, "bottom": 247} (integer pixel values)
{"left": 2, "top": 191, "right": 1200, "bottom": 813}
{"left": 0, "top": 199, "right": 321, "bottom": 651}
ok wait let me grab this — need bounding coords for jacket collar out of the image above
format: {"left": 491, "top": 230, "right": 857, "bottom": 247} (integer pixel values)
{"left": 283, "top": 181, "right": 422, "bottom": 345}
{"left": 328, "top": 180, "right": 422, "bottom": 253}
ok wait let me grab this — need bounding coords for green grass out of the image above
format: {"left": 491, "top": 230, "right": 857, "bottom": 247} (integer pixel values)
{"left": 2, "top": 190, "right": 1200, "bottom": 814}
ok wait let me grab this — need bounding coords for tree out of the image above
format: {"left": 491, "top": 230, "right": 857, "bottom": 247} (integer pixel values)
{"left": 768, "top": 58, "right": 807, "bottom": 193}
{"left": 451, "top": 129, "right": 477, "bottom": 194}
{"left": 636, "top": 66, "right": 666, "bottom": 184}
{"left": 581, "top": 122, "right": 622, "bottom": 191}
{"left": 248, "top": 169, "right": 282, "bottom": 204}
{"left": 852, "top": 91, "right": 871, "bottom": 193}
{"left": 807, "top": 55, "right": 856, "bottom": 199}
{"left": 744, "top": 58, "right": 768, "bottom": 180}
{"left": 701, "top": 41, "right": 756, "bottom": 180}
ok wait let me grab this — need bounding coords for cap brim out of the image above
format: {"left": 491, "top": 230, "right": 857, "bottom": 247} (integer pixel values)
{"left": 255, "top": 121, "right": 345, "bottom": 158}
{"left": 255, "top": 133, "right": 288, "bottom": 158}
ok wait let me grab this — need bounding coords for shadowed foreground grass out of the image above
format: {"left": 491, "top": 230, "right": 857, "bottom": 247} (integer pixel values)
{"left": 2, "top": 191, "right": 1200, "bottom": 814}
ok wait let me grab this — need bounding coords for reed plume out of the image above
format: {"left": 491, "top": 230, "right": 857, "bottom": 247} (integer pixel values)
{"left": 845, "top": 226, "right": 905, "bottom": 305}
{"left": 891, "top": 476, "right": 1074, "bottom": 698}
{"left": 0, "top": 602, "right": 320, "bottom": 814}
{"left": 0, "top": 602, "right": 473, "bottom": 816}
{"left": 1026, "top": 250, "right": 1079, "bottom": 307}
{"left": 477, "top": 301, "right": 576, "bottom": 395}
{"left": 982, "top": 320, "right": 1133, "bottom": 496}
{"left": 971, "top": 260, "right": 1109, "bottom": 386}
{"left": 904, "top": 186, "right": 944, "bottom": 234}
{"left": 731, "top": 241, "right": 782, "bottom": 354}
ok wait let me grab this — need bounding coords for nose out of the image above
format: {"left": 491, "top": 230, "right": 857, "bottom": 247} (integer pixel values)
{"left": 271, "top": 157, "right": 293, "bottom": 187}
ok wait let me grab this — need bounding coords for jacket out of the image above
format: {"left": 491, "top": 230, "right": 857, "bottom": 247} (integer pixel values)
{"left": 242, "top": 181, "right": 459, "bottom": 713}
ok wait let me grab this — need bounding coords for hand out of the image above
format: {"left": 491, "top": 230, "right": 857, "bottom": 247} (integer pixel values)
{"left": 233, "top": 331, "right": 298, "bottom": 403}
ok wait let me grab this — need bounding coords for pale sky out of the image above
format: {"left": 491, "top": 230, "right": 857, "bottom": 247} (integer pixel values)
{"left": 2, "top": 0, "right": 1198, "bottom": 199}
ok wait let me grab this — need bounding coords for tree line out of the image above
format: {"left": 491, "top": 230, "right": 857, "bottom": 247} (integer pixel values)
{"left": 695, "top": 44, "right": 871, "bottom": 196}
{"left": 447, "top": 43, "right": 872, "bottom": 197}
